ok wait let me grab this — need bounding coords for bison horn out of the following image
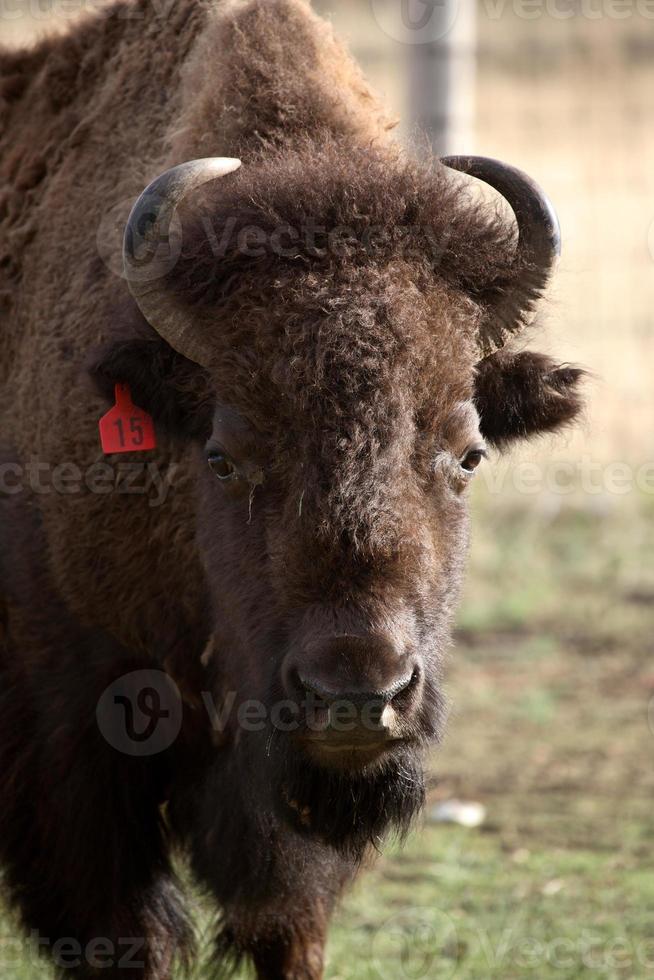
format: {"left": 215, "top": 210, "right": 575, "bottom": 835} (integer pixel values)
{"left": 123, "top": 158, "right": 242, "bottom": 364}
{"left": 441, "top": 156, "right": 561, "bottom": 351}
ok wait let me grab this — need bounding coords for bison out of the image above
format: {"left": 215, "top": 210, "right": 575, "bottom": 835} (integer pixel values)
{"left": 0, "top": 0, "right": 584, "bottom": 976}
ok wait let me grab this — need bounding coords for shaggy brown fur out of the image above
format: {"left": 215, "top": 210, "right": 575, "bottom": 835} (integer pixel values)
{"left": 0, "top": 1, "right": 584, "bottom": 977}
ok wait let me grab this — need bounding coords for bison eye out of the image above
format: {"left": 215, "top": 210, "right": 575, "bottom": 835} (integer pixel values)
{"left": 460, "top": 447, "right": 487, "bottom": 473}
{"left": 208, "top": 450, "right": 238, "bottom": 482}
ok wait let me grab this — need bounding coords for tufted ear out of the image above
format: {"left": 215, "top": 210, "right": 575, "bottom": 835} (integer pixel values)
{"left": 87, "top": 300, "right": 214, "bottom": 441}
{"left": 474, "top": 350, "right": 585, "bottom": 449}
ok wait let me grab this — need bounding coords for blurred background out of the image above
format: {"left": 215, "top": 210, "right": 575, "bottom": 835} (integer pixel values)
{"left": 2, "top": 1, "right": 653, "bottom": 977}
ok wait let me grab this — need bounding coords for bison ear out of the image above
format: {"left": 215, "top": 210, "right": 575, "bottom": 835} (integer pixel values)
{"left": 87, "top": 307, "right": 213, "bottom": 441}
{"left": 474, "top": 350, "right": 585, "bottom": 449}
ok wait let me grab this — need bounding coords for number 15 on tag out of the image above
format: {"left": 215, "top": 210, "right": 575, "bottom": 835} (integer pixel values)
{"left": 99, "top": 384, "right": 157, "bottom": 454}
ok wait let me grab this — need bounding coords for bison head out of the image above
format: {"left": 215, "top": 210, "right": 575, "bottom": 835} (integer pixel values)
{"left": 93, "top": 142, "right": 583, "bottom": 854}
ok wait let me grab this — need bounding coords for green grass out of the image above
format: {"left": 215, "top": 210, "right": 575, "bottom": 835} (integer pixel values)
{"left": 2, "top": 489, "right": 653, "bottom": 978}
{"left": 327, "top": 820, "right": 654, "bottom": 979}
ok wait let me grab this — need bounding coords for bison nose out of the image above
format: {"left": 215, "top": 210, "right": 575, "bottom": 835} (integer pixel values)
{"left": 283, "top": 634, "right": 420, "bottom": 735}
{"left": 297, "top": 671, "right": 415, "bottom": 712}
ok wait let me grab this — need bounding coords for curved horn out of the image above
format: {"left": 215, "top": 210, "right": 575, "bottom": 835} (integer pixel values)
{"left": 441, "top": 155, "right": 561, "bottom": 349}
{"left": 123, "top": 158, "right": 242, "bottom": 364}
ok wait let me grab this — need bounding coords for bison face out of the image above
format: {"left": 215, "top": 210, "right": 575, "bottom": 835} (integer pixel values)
{"left": 92, "top": 145, "right": 583, "bottom": 851}
{"left": 186, "top": 290, "right": 478, "bottom": 849}
{"left": 194, "top": 303, "right": 480, "bottom": 762}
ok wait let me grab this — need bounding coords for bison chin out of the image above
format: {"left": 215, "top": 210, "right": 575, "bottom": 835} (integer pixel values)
{"left": 271, "top": 738, "right": 426, "bottom": 861}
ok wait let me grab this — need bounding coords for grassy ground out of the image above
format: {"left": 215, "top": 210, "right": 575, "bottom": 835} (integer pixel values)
{"left": 2, "top": 487, "right": 652, "bottom": 978}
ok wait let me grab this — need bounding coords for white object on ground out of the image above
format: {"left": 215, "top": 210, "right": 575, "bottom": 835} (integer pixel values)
{"left": 429, "top": 799, "right": 487, "bottom": 828}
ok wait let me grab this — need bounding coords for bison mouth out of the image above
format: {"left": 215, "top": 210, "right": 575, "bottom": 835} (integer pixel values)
{"left": 298, "top": 731, "right": 410, "bottom": 768}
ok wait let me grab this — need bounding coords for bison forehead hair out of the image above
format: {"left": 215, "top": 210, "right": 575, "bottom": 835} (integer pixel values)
{"left": 168, "top": 136, "right": 519, "bottom": 372}
{"left": 157, "top": 138, "right": 517, "bottom": 444}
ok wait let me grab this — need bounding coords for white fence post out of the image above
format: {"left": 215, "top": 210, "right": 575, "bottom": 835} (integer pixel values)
{"left": 313, "top": 0, "right": 477, "bottom": 156}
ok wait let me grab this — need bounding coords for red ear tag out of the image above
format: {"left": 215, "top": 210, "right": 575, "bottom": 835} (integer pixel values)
{"left": 99, "top": 384, "right": 157, "bottom": 454}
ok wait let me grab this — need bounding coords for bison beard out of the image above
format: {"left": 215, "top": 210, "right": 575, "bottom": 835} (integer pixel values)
{"left": 272, "top": 738, "right": 427, "bottom": 859}
{"left": 256, "top": 672, "right": 442, "bottom": 859}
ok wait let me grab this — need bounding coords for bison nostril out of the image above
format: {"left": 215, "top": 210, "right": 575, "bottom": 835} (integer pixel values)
{"left": 383, "top": 668, "right": 419, "bottom": 703}
{"left": 390, "top": 666, "right": 420, "bottom": 705}
{"left": 296, "top": 675, "right": 340, "bottom": 706}
{"left": 295, "top": 668, "right": 417, "bottom": 709}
